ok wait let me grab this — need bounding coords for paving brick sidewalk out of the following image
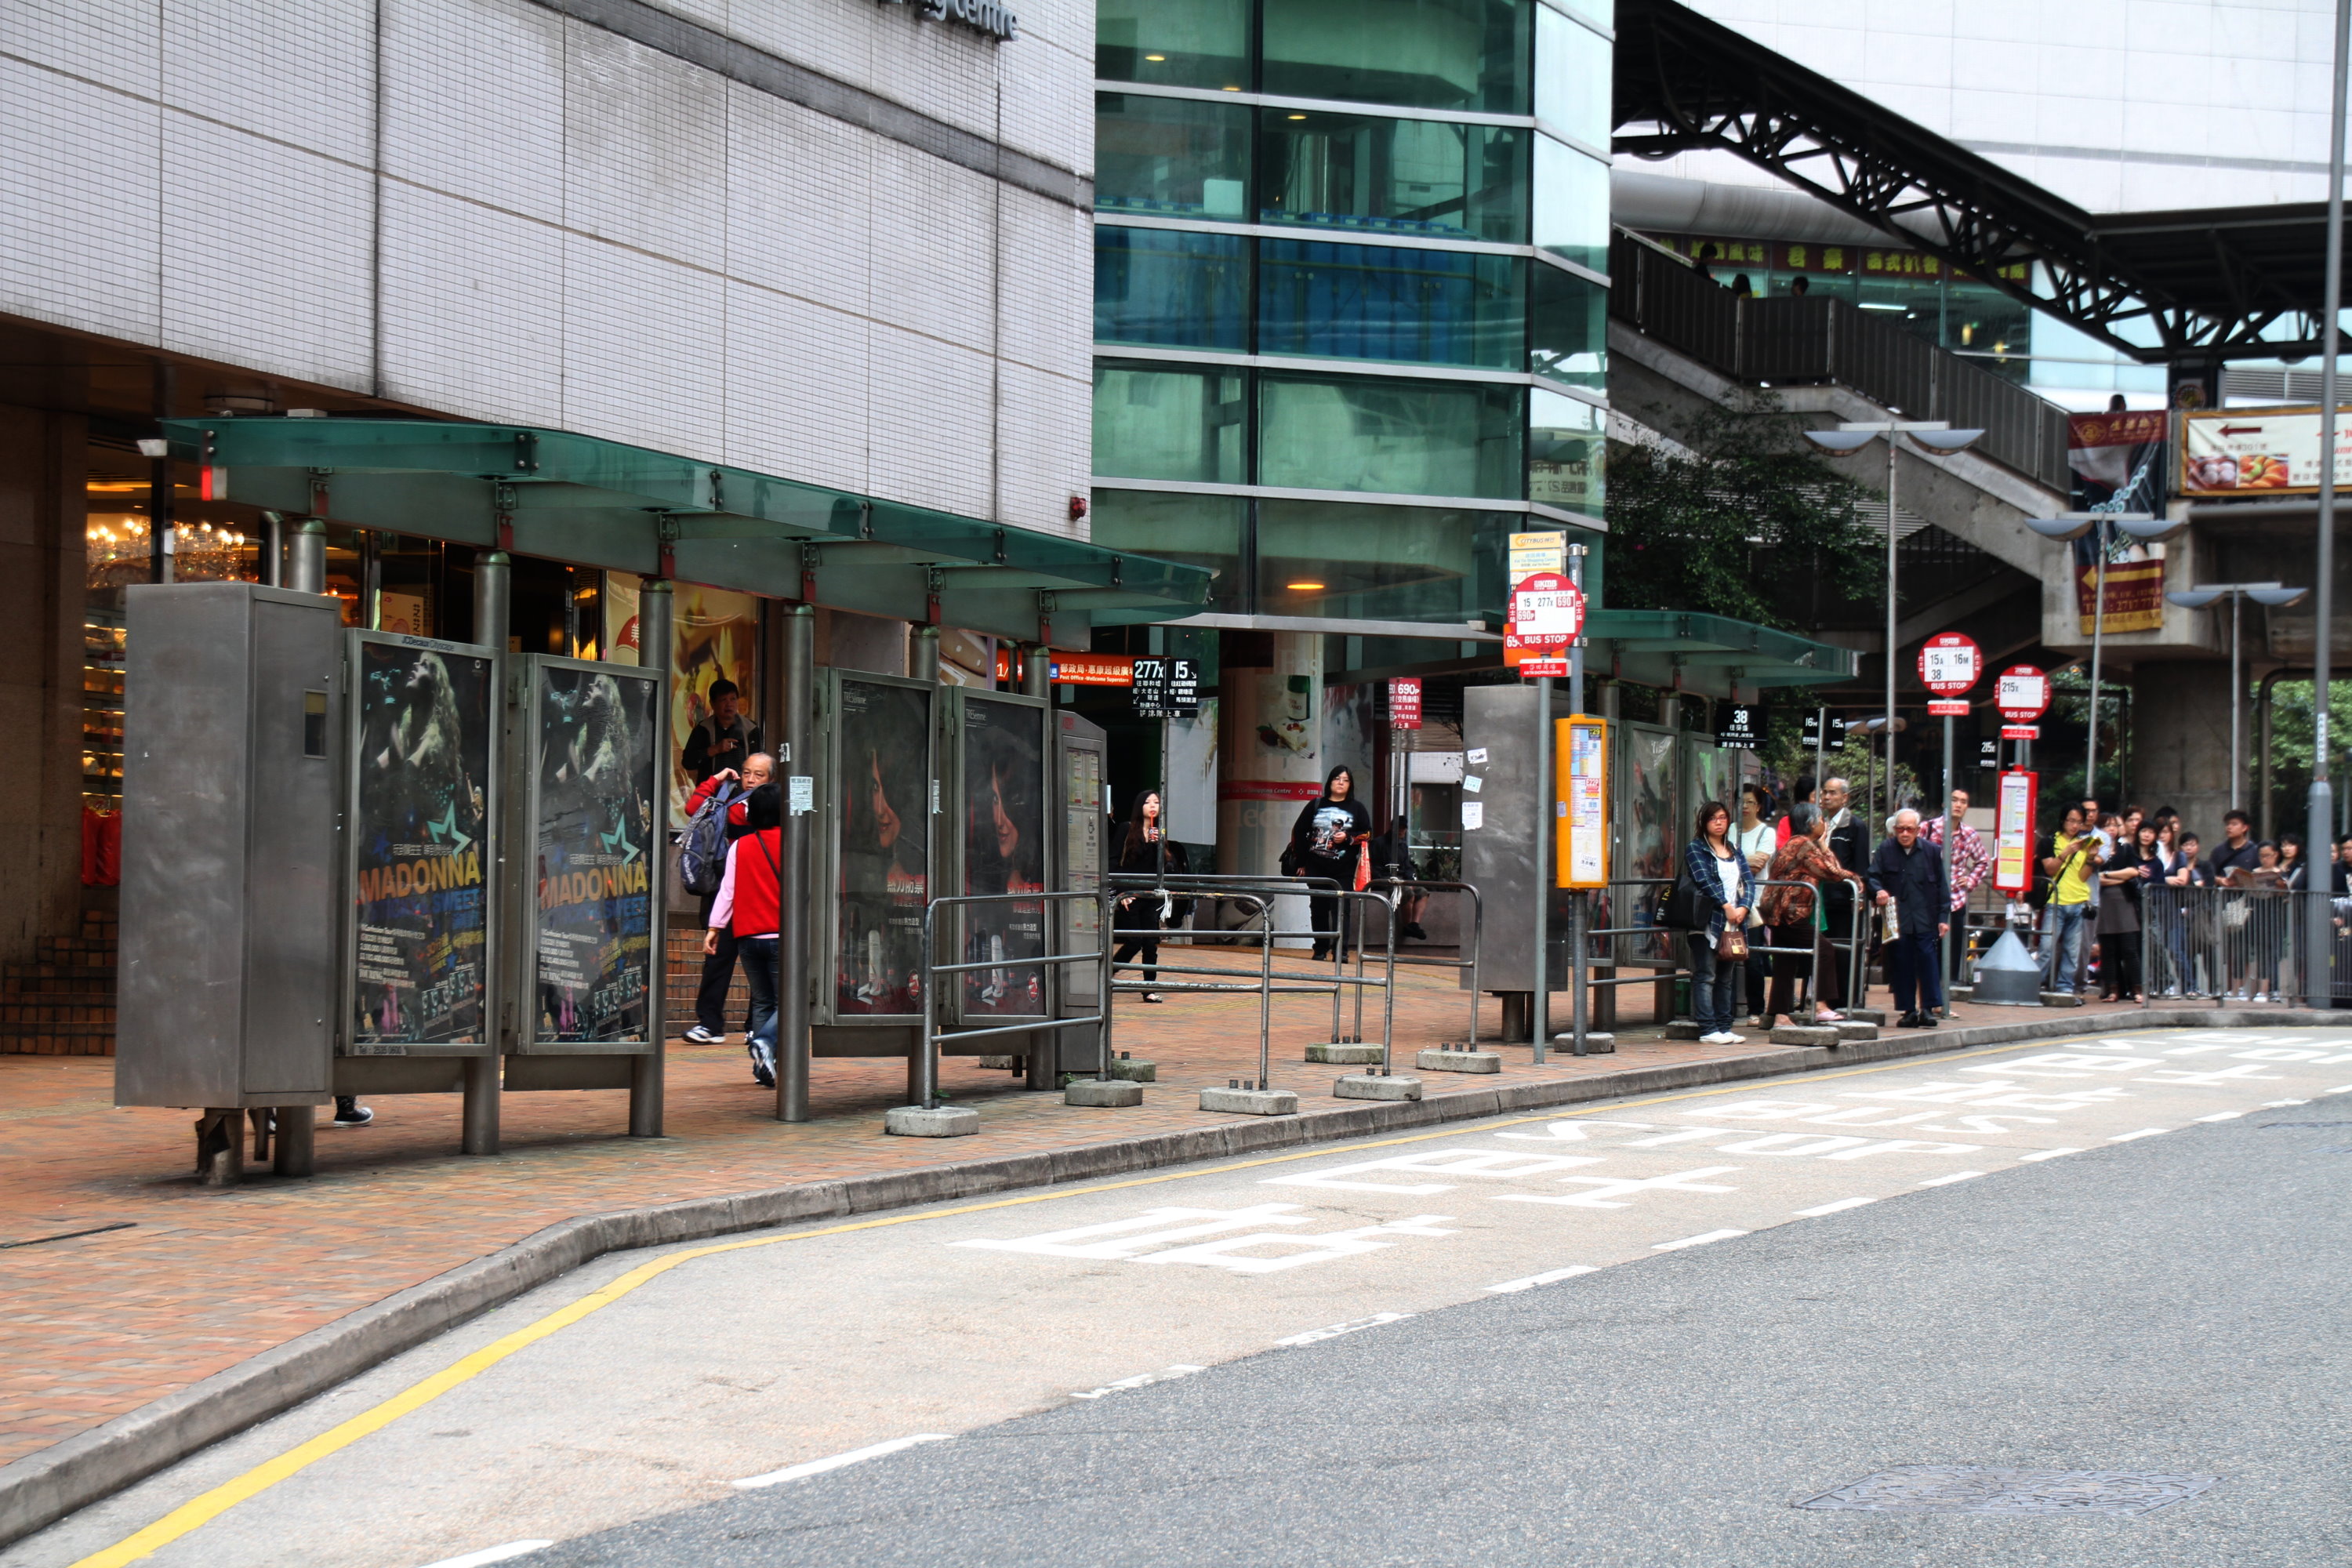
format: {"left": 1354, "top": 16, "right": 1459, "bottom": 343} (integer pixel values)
{"left": 0, "top": 950, "right": 2151, "bottom": 1472}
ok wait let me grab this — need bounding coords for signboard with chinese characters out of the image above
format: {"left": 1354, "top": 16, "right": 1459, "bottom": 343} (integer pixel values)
{"left": 2180, "top": 405, "right": 2352, "bottom": 497}
{"left": 1556, "top": 715, "right": 1609, "bottom": 889}
{"left": 1713, "top": 702, "right": 1766, "bottom": 749}
{"left": 1388, "top": 677, "right": 1422, "bottom": 731}
{"left": 1131, "top": 655, "right": 1200, "bottom": 717}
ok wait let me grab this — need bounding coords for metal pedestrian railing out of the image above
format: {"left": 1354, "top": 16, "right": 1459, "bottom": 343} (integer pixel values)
{"left": 1104, "top": 873, "right": 1403, "bottom": 1084}
{"left": 1580, "top": 875, "right": 1867, "bottom": 1029}
{"left": 916, "top": 890, "right": 1116, "bottom": 1109}
{"left": 1368, "top": 877, "right": 1482, "bottom": 1048}
{"left": 2139, "top": 884, "right": 2307, "bottom": 1006}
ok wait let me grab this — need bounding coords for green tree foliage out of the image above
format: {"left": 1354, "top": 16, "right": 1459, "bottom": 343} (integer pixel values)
{"left": 2261, "top": 678, "right": 2352, "bottom": 837}
{"left": 1604, "top": 397, "right": 1884, "bottom": 628}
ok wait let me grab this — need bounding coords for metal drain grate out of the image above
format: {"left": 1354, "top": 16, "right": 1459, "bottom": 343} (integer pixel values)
{"left": 1795, "top": 1466, "right": 2220, "bottom": 1517}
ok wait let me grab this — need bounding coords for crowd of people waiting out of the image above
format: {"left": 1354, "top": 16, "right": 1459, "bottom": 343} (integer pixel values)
{"left": 1674, "top": 776, "right": 2352, "bottom": 1041}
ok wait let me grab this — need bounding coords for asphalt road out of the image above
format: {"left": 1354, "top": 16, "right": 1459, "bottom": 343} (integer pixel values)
{"left": 16, "top": 1025, "right": 2352, "bottom": 1568}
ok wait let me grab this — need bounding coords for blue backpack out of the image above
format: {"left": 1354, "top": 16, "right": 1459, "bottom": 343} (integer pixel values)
{"left": 677, "top": 784, "right": 743, "bottom": 898}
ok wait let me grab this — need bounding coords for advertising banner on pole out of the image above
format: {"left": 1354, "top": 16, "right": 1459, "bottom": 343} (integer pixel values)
{"left": 530, "top": 661, "right": 661, "bottom": 1044}
{"left": 1995, "top": 666, "right": 2050, "bottom": 723}
{"left": 1388, "top": 677, "right": 1422, "bottom": 730}
{"left": 347, "top": 636, "right": 495, "bottom": 1051}
{"left": 1994, "top": 767, "right": 2038, "bottom": 895}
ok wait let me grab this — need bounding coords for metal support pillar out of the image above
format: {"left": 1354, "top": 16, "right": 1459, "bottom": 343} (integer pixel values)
{"left": 1531, "top": 674, "right": 1552, "bottom": 1062}
{"left": 779, "top": 603, "right": 815, "bottom": 1122}
{"left": 263, "top": 514, "right": 285, "bottom": 587}
{"left": 1940, "top": 712, "right": 1956, "bottom": 1016}
{"left": 150, "top": 363, "right": 174, "bottom": 585}
{"left": 464, "top": 550, "right": 512, "bottom": 1156}
{"left": 1022, "top": 643, "right": 1049, "bottom": 698}
{"left": 1567, "top": 543, "right": 1588, "bottom": 1056}
{"left": 1009, "top": 637, "right": 1059, "bottom": 1088}
{"left": 272, "top": 1105, "right": 314, "bottom": 1178}
{"left": 2310, "top": 0, "right": 2347, "bottom": 1008}
{"left": 288, "top": 519, "right": 325, "bottom": 595}
{"left": 630, "top": 579, "right": 673, "bottom": 1138}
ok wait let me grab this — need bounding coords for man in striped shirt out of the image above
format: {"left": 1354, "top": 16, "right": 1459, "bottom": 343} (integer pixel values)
{"left": 1925, "top": 788, "right": 1989, "bottom": 989}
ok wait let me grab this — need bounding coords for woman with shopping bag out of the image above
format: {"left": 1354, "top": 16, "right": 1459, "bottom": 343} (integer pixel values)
{"left": 1683, "top": 799, "right": 1756, "bottom": 1045}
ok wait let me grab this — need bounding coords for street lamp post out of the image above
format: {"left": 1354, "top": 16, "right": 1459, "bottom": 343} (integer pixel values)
{"left": 2164, "top": 583, "right": 2310, "bottom": 816}
{"left": 2310, "top": 0, "right": 2347, "bottom": 1007}
{"left": 1803, "top": 423, "right": 1984, "bottom": 832}
{"left": 2025, "top": 512, "right": 2176, "bottom": 810}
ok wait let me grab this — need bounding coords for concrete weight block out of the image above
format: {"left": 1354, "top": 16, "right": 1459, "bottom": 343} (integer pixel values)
{"left": 1307, "top": 1042, "right": 1385, "bottom": 1065}
{"left": 884, "top": 1105, "right": 980, "bottom": 1137}
{"left": 1064, "top": 1080, "right": 1144, "bottom": 1108}
{"left": 1105, "top": 1058, "right": 1157, "bottom": 1082}
{"left": 1770, "top": 1025, "right": 1838, "bottom": 1047}
{"left": 1832, "top": 1022, "right": 1879, "bottom": 1042}
{"left": 1417, "top": 1049, "right": 1501, "bottom": 1073}
{"left": 1200, "top": 1086, "right": 1297, "bottom": 1116}
{"left": 1334, "top": 1073, "right": 1423, "bottom": 1102}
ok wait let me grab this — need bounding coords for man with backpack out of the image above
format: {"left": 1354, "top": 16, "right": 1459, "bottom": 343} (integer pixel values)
{"left": 680, "top": 752, "right": 771, "bottom": 1046}
{"left": 681, "top": 679, "right": 764, "bottom": 786}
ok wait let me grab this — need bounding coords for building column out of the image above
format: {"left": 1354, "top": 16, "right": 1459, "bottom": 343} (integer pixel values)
{"left": 1217, "top": 632, "right": 1323, "bottom": 946}
{"left": 0, "top": 407, "right": 87, "bottom": 975}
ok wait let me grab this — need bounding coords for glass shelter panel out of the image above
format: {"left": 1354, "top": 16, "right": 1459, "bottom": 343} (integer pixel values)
{"left": 347, "top": 635, "right": 495, "bottom": 1050}
{"left": 833, "top": 677, "right": 932, "bottom": 1018}
{"left": 1096, "top": 93, "right": 1252, "bottom": 219}
{"left": 1257, "top": 110, "right": 1526, "bottom": 243}
{"left": 1095, "top": 227, "right": 1251, "bottom": 351}
{"left": 528, "top": 661, "right": 661, "bottom": 1045}
{"left": 1258, "top": 372, "right": 1523, "bottom": 499}
{"left": 1260, "top": 0, "right": 1531, "bottom": 114}
{"left": 959, "top": 695, "right": 1048, "bottom": 1021}
{"left": 1087, "top": 490, "right": 1250, "bottom": 614}
{"left": 1258, "top": 240, "right": 1523, "bottom": 369}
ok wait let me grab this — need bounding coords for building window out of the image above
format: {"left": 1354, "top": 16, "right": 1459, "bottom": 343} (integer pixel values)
{"left": 1258, "top": 372, "right": 1523, "bottom": 499}
{"left": 1529, "top": 261, "right": 1606, "bottom": 390}
{"left": 1094, "top": 361, "right": 1250, "bottom": 483}
{"left": 1088, "top": 489, "right": 1251, "bottom": 613}
{"left": 1531, "top": 133, "right": 1609, "bottom": 274}
{"left": 1096, "top": 93, "right": 1252, "bottom": 219}
{"left": 1534, "top": 5, "right": 1610, "bottom": 151}
{"left": 1258, "top": 239, "right": 1523, "bottom": 369}
{"left": 1256, "top": 109, "right": 1526, "bottom": 244}
{"left": 1260, "top": 0, "right": 1531, "bottom": 114}
{"left": 1097, "top": 0, "right": 1251, "bottom": 91}
{"left": 1258, "top": 498, "right": 1512, "bottom": 622}
{"left": 1529, "top": 386, "right": 1603, "bottom": 516}
{"left": 1096, "top": 227, "right": 1252, "bottom": 350}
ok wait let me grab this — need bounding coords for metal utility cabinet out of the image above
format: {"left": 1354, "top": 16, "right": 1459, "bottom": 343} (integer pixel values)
{"left": 115, "top": 583, "right": 343, "bottom": 1176}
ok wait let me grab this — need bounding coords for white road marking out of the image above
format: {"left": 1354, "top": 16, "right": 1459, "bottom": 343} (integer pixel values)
{"left": 2109, "top": 1128, "right": 2170, "bottom": 1142}
{"left": 1653, "top": 1229, "right": 1748, "bottom": 1251}
{"left": 1793, "top": 1196, "right": 1875, "bottom": 1216}
{"left": 1485, "top": 1265, "right": 1598, "bottom": 1293}
{"left": 1276, "top": 1312, "right": 1414, "bottom": 1346}
{"left": 1915, "top": 1170, "right": 1986, "bottom": 1187}
{"left": 2263, "top": 1098, "right": 2311, "bottom": 1106}
{"left": 1496, "top": 1166, "right": 1742, "bottom": 1209}
{"left": 1069, "top": 1365, "right": 1205, "bottom": 1399}
{"left": 2016, "top": 1148, "right": 2081, "bottom": 1161}
{"left": 414, "top": 1545, "right": 554, "bottom": 1568}
{"left": 734, "top": 1434, "right": 952, "bottom": 1490}
{"left": 2194, "top": 1111, "right": 2245, "bottom": 1122}
{"left": 2331, "top": 1085, "right": 2352, "bottom": 1094}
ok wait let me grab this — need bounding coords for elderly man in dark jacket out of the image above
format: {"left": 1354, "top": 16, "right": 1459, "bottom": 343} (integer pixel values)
{"left": 1869, "top": 807, "right": 1951, "bottom": 1028}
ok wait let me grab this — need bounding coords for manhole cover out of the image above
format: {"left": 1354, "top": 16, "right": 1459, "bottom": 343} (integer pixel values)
{"left": 1795, "top": 1465, "right": 2220, "bottom": 1517}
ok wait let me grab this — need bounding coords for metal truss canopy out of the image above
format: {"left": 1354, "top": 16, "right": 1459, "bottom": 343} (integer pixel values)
{"left": 1613, "top": 0, "right": 2343, "bottom": 365}
{"left": 158, "top": 418, "right": 1210, "bottom": 645}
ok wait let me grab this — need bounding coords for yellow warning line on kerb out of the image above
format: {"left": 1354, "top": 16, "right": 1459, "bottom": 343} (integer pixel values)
{"left": 71, "top": 1033, "right": 2081, "bottom": 1566}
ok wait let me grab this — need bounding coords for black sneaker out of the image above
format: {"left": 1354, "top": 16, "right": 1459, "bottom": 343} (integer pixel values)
{"left": 1917, "top": 1013, "right": 1940, "bottom": 1028}
{"left": 1896, "top": 1011, "right": 1922, "bottom": 1029}
{"left": 682, "top": 1025, "right": 722, "bottom": 1045}
{"left": 328, "top": 1098, "right": 373, "bottom": 1127}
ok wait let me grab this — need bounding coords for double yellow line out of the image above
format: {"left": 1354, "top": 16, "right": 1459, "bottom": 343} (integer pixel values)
{"left": 73, "top": 1038, "right": 2060, "bottom": 1566}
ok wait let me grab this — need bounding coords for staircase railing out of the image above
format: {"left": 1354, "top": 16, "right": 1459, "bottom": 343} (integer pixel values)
{"left": 1611, "top": 234, "right": 2071, "bottom": 494}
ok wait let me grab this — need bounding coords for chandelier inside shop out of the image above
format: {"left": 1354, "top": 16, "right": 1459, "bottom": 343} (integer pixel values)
{"left": 87, "top": 515, "right": 252, "bottom": 584}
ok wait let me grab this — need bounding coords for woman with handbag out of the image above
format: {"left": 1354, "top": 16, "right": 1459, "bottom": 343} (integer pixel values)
{"left": 1759, "top": 803, "right": 1860, "bottom": 1027}
{"left": 1287, "top": 765, "right": 1373, "bottom": 961}
{"left": 1683, "top": 799, "right": 1756, "bottom": 1045}
{"left": 1112, "top": 788, "right": 1190, "bottom": 1003}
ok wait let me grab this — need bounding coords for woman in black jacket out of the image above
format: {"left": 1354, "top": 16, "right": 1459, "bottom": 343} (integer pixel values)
{"left": 1287, "top": 765, "right": 1373, "bottom": 960}
{"left": 1112, "top": 788, "right": 1189, "bottom": 1001}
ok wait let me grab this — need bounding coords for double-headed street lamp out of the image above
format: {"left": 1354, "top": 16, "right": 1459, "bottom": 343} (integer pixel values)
{"left": 2023, "top": 510, "right": 2182, "bottom": 808}
{"left": 2164, "top": 582, "right": 2311, "bottom": 812}
{"left": 1803, "top": 421, "right": 1984, "bottom": 829}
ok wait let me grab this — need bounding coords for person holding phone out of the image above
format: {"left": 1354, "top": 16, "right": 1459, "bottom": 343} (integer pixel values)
{"left": 1287, "top": 765, "right": 1372, "bottom": 961}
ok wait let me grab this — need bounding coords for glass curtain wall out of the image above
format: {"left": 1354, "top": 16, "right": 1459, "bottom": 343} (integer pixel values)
{"left": 1092, "top": 0, "right": 1612, "bottom": 628}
